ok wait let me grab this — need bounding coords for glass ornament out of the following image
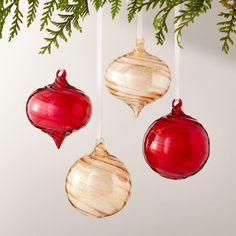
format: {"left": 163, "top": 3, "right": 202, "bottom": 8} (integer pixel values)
{"left": 105, "top": 39, "right": 171, "bottom": 117}
{"left": 26, "top": 69, "right": 92, "bottom": 149}
{"left": 143, "top": 99, "right": 210, "bottom": 180}
{"left": 65, "top": 139, "right": 131, "bottom": 218}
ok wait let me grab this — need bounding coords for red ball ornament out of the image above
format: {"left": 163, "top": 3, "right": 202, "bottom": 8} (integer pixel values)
{"left": 26, "top": 69, "right": 92, "bottom": 149}
{"left": 143, "top": 99, "right": 210, "bottom": 180}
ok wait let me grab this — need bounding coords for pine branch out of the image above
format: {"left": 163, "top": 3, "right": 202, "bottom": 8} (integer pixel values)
{"left": 110, "top": 0, "right": 122, "bottom": 19}
{"left": 58, "top": 0, "right": 69, "bottom": 10}
{"left": 218, "top": 10, "right": 236, "bottom": 54}
{"left": 128, "top": 0, "right": 144, "bottom": 22}
{"left": 27, "top": 0, "right": 39, "bottom": 27}
{"left": 9, "top": 1, "right": 24, "bottom": 42}
{"left": 40, "top": 0, "right": 57, "bottom": 31}
{"left": 0, "top": 0, "right": 234, "bottom": 54}
{"left": 78, "top": 0, "right": 90, "bottom": 19}
{"left": 39, "top": 1, "right": 89, "bottom": 54}
{"left": 145, "top": 0, "right": 165, "bottom": 11}
{"left": 0, "top": 2, "right": 4, "bottom": 37}
{"left": 174, "top": 0, "right": 212, "bottom": 48}
{"left": 39, "top": 15, "right": 73, "bottom": 54}
{"left": 0, "top": 2, "right": 15, "bottom": 38}
{"left": 92, "top": 0, "right": 105, "bottom": 11}
{"left": 153, "top": 0, "right": 183, "bottom": 46}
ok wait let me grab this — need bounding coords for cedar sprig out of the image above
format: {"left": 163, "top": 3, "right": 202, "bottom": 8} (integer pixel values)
{"left": 218, "top": 1, "right": 236, "bottom": 54}
{"left": 9, "top": 0, "right": 23, "bottom": 42}
{"left": 92, "top": 0, "right": 105, "bottom": 10}
{"left": 174, "top": 0, "right": 212, "bottom": 48}
{"left": 128, "top": 0, "right": 144, "bottom": 22}
{"left": 58, "top": 0, "right": 69, "bottom": 10}
{"left": 39, "top": 1, "right": 89, "bottom": 54}
{"left": 110, "top": 0, "right": 122, "bottom": 19}
{"left": 0, "top": 0, "right": 235, "bottom": 54}
{"left": 152, "top": 0, "right": 184, "bottom": 46}
{"left": 0, "top": 1, "right": 15, "bottom": 38}
{"left": 40, "top": 0, "right": 58, "bottom": 31}
{"left": 27, "top": 0, "right": 39, "bottom": 27}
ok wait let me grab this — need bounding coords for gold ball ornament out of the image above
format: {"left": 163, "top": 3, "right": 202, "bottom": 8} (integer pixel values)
{"left": 105, "top": 39, "right": 171, "bottom": 117}
{"left": 65, "top": 140, "right": 131, "bottom": 218}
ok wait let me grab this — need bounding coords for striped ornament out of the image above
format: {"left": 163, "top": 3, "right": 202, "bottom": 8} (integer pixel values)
{"left": 105, "top": 39, "right": 171, "bottom": 117}
{"left": 65, "top": 141, "right": 131, "bottom": 218}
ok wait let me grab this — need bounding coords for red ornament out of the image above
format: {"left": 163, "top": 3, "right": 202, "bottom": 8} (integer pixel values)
{"left": 26, "top": 69, "right": 92, "bottom": 149}
{"left": 143, "top": 99, "right": 210, "bottom": 180}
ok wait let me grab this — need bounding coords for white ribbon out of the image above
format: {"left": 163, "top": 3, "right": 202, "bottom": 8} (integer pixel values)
{"left": 137, "top": 10, "right": 143, "bottom": 40}
{"left": 97, "top": 9, "right": 103, "bottom": 142}
{"left": 174, "top": 5, "right": 180, "bottom": 100}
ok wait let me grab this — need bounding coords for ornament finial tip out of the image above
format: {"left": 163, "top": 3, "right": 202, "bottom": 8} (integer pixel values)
{"left": 50, "top": 132, "right": 66, "bottom": 149}
{"left": 129, "top": 104, "right": 142, "bottom": 118}
{"left": 133, "top": 108, "right": 141, "bottom": 118}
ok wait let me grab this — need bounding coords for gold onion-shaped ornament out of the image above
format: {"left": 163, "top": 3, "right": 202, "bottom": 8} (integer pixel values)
{"left": 65, "top": 139, "right": 131, "bottom": 218}
{"left": 105, "top": 39, "right": 172, "bottom": 117}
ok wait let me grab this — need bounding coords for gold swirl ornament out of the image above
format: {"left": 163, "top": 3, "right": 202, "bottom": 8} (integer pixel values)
{"left": 105, "top": 39, "right": 171, "bottom": 117}
{"left": 65, "top": 140, "right": 131, "bottom": 218}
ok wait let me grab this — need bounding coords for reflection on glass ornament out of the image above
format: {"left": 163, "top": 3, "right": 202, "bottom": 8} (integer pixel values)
{"left": 65, "top": 139, "right": 131, "bottom": 218}
{"left": 105, "top": 39, "right": 171, "bottom": 117}
{"left": 26, "top": 69, "right": 92, "bottom": 149}
{"left": 143, "top": 99, "right": 210, "bottom": 180}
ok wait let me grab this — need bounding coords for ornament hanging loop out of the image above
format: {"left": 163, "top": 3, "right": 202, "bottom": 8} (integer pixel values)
{"left": 172, "top": 99, "right": 183, "bottom": 115}
{"left": 172, "top": 98, "right": 182, "bottom": 108}
{"left": 55, "top": 69, "right": 68, "bottom": 88}
{"left": 56, "top": 69, "right": 67, "bottom": 79}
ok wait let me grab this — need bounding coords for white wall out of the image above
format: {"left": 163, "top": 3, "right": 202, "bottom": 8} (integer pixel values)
{"left": 0, "top": 2, "right": 235, "bottom": 236}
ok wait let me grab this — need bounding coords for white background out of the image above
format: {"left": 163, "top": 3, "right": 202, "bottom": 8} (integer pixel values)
{"left": 0, "top": 1, "right": 235, "bottom": 236}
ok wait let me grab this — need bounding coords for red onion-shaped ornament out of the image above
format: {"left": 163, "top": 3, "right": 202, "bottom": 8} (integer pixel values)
{"left": 143, "top": 99, "right": 210, "bottom": 180}
{"left": 26, "top": 69, "right": 92, "bottom": 149}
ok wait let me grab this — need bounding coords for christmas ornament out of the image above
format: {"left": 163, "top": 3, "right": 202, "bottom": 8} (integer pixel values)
{"left": 65, "top": 139, "right": 131, "bottom": 218}
{"left": 105, "top": 39, "right": 171, "bottom": 117}
{"left": 143, "top": 99, "right": 210, "bottom": 180}
{"left": 26, "top": 69, "right": 92, "bottom": 149}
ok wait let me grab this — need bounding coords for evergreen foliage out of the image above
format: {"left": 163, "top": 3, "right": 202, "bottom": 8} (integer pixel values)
{"left": 0, "top": 0, "right": 235, "bottom": 54}
{"left": 218, "top": 0, "right": 236, "bottom": 53}
{"left": 27, "top": 0, "right": 39, "bottom": 27}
